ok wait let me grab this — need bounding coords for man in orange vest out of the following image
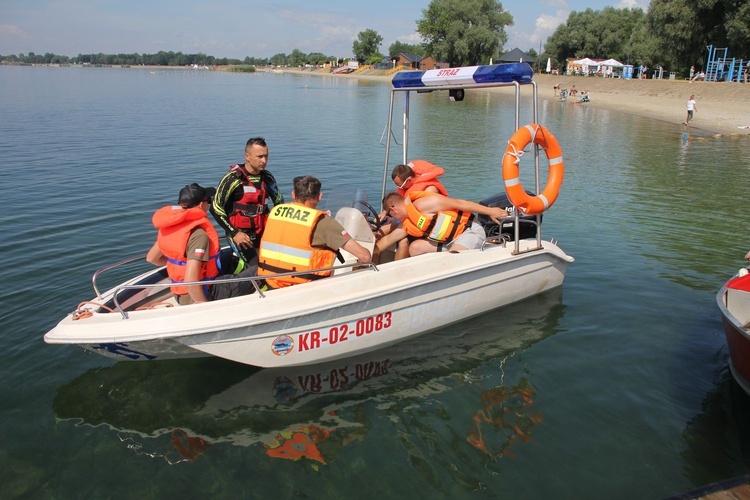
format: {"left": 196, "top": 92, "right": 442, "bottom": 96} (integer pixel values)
{"left": 375, "top": 191, "right": 508, "bottom": 258}
{"left": 147, "top": 183, "right": 258, "bottom": 305}
{"left": 258, "top": 176, "right": 371, "bottom": 289}
{"left": 377, "top": 160, "right": 449, "bottom": 260}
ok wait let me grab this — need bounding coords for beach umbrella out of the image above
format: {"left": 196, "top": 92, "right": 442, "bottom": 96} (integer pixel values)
{"left": 546, "top": 58, "right": 551, "bottom": 73}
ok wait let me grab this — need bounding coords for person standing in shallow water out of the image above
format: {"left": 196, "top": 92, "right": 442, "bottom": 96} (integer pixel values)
{"left": 685, "top": 94, "right": 697, "bottom": 127}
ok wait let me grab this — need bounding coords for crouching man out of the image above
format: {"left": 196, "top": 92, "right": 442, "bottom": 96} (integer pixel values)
{"left": 376, "top": 191, "right": 509, "bottom": 258}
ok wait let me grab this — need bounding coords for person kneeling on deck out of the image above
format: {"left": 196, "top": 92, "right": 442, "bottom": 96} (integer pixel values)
{"left": 375, "top": 191, "right": 509, "bottom": 258}
{"left": 378, "top": 160, "right": 450, "bottom": 261}
{"left": 146, "top": 183, "right": 258, "bottom": 305}
{"left": 392, "top": 160, "right": 448, "bottom": 197}
{"left": 258, "top": 175, "right": 371, "bottom": 289}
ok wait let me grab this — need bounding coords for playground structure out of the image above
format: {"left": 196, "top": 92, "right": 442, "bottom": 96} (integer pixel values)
{"left": 704, "top": 45, "right": 748, "bottom": 82}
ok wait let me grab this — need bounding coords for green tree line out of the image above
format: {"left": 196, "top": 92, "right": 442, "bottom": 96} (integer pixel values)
{"left": 0, "top": 50, "right": 341, "bottom": 67}
{"left": 542, "top": 0, "right": 750, "bottom": 77}
{"left": 4, "top": 0, "right": 749, "bottom": 77}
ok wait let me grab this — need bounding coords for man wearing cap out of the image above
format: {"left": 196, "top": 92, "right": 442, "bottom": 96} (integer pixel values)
{"left": 147, "top": 183, "right": 257, "bottom": 305}
{"left": 210, "top": 137, "right": 284, "bottom": 264}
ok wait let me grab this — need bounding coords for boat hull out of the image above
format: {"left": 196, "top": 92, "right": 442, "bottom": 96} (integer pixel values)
{"left": 718, "top": 274, "right": 750, "bottom": 395}
{"left": 45, "top": 240, "right": 572, "bottom": 368}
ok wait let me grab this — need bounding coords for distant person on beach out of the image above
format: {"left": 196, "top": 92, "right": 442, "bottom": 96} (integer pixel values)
{"left": 685, "top": 94, "right": 697, "bottom": 126}
{"left": 691, "top": 71, "right": 705, "bottom": 82}
{"left": 689, "top": 66, "right": 695, "bottom": 80}
{"left": 553, "top": 82, "right": 562, "bottom": 96}
{"left": 570, "top": 85, "right": 578, "bottom": 95}
{"left": 257, "top": 175, "right": 371, "bottom": 289}
{"left": 211, "top": 137, "right": 284, "bottom": 264}
{"left": 147, "top": 183, "right": 258, "bottom": 305}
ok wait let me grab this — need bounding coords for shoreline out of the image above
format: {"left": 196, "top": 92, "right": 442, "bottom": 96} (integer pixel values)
{"left": 277, "top": 67, "right": 750, "bottom": 137}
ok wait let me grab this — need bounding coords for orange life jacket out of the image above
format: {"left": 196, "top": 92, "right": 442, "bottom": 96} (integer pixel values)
{"left": 152, "top": 205, "right": 220, "bottom": 296}
{"left": 402, "top": 191, "right": 474, "bottom": 243}
{"left": 257, "top": 203, "right": 336, "bottom": 289}
{"left": 398, "top": 159, "right": 448, "bottom": 197}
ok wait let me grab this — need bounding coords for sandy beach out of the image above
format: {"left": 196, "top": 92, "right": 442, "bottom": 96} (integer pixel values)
{"left": 279, "top": 68, "right": 750, "bottom": 137}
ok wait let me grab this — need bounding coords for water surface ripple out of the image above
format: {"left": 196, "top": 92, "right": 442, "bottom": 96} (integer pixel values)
{"left": 2, "top": 66, "right": 750, "bottom": 498}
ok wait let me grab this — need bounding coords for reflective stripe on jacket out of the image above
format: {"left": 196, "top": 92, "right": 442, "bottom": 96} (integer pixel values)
{"left": 152, "top": 205, "right": 220, "bottom": 295}
{"left": 402, "top": 191, "right": 473, "bottom": 243}
{"left": 258, "top": 203, "right": 336, "bottom": 289}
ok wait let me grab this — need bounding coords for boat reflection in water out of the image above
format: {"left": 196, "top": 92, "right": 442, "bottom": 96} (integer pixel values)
{"left": 54, "top": 288, "right": 565, "bottom": 466}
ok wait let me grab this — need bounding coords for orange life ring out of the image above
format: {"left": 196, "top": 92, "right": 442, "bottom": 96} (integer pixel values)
{"left": 502, "top": 124, "right": 564, "bottom": 215}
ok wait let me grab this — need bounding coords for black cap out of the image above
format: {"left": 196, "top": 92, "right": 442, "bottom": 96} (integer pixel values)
{"left": 178, "top": 183, "right": 216, "bottom": 208}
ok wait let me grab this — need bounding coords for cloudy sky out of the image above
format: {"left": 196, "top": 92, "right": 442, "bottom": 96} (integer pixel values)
{"left": 1, "top": 0, "right": 649, "bottom": 59}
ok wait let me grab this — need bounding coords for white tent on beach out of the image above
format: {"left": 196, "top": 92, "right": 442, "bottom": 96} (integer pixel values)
{"left": 573, "top": 58, "right": 598, "bottom": 66}
{"left": 600, "top": 58, "right": 624, "bottom": 67}
{"left": 570, "top": 57, "right": 599, "bottom": 75}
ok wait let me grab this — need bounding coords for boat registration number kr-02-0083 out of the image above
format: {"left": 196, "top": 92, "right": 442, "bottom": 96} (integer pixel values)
{"left": 271, "top": 312, "right": 393, "bottom": 356}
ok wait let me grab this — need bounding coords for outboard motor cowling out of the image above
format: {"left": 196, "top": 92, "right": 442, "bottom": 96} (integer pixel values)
{"left": 477, "top": 192, "right": 540, "bottom": 240}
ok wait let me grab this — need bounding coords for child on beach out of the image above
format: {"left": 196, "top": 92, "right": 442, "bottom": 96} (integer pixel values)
{"left": 684, "top": 94, "right": 697, "bottom": 126}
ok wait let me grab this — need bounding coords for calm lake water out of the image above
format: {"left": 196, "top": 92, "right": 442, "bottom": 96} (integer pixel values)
{"left": 2, "top": 65, "right": 750, "bottom": 498}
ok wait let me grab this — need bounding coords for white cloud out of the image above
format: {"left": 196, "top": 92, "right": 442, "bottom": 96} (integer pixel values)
{"left": 0, "top": 24, "right": 29, "bottom": 40}
{"left": 539, "top": 0, "right": 568, "bottom": 8}
{"left": 616, "top": 0, "right": 648, "bottom": 8}
{"left": 515, "top": 9, "right": 568, "bottom": 49}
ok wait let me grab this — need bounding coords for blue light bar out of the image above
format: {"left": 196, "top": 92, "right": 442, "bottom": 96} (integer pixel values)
{"left": 391, "top": 63, "right": 534, "bottom": 89}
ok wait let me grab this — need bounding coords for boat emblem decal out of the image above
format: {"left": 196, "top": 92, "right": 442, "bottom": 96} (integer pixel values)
{"left": 272, "top": 335, "right": 294, "bottom": 356}
{"left": 91, "top": 343, "right": 157, "bottom": 360}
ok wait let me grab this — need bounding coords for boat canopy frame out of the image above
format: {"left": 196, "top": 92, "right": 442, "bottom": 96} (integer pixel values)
{"left": 379, "top": 63, "right": 543, "bottom": 255}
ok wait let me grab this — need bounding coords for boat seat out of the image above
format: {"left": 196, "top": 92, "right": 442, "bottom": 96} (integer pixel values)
{"left": 100, "top": 268, "right": 173, "bottom": 312}
{"left": 333, "top": 207, "right": 376, "bottom": 274}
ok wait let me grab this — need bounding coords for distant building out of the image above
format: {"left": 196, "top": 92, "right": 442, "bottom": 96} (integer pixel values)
{"left": 497, "top": 48, "right": 536, "bottom": 64}
{"left": 419, "top": 56, "right": 449, "bottom": 70}
{"left": 393, "top": 53, "right": 423, "bottom": 69}
{"left": 391, "top": 53, "right": 448, "bottom": 71}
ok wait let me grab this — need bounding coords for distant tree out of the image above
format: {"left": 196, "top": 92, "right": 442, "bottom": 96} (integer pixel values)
{"left": 417, "top": 0, "right": 513, "bottom": 67}
{"left": 544, "top": 7, "right": 646, "bottom": 67}
{"left": 645, "top": 0, "right": 743, "bottom": 72}
{"left": 352, "top": 29, "right": 383, "bottom": 62}
{"left": 368, "top": 52, "right": 385, "bottom": 65}
{"left": 725, "top": 0, "right": 750, "bottom": 53}
{"left": 270, "top": 53, "right": 287, "bottom": 66}
{"left": 306, "top": 52, "right": 328, "bottom": 65}
{"left": 288, "top": 49, "right": 306, "bottom": 67}
{"left": 388, "top": 41, "right": 426, "bottom": 58}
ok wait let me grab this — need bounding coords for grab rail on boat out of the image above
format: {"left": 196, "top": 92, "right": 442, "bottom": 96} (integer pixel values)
{"left": 478, "top": 215, "right": 543, "bottom": 253}
{"left": 109, "top": 261, "right": 380, "bottom": 319}
{"left": 92, "top": 253, "right": 148, "bottom": 300}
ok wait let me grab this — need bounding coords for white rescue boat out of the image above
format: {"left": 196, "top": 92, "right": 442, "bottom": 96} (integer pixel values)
{"left": 44, "top": 63, "right": 574, "bottom": 367}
